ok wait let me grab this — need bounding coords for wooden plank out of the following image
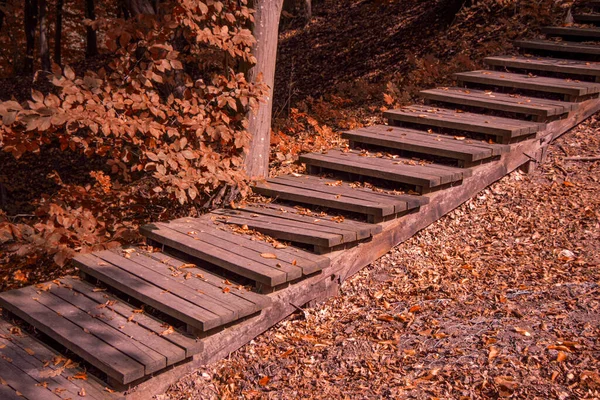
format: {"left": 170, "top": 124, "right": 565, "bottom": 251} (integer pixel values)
{"left": 0, "top": 286, "right": 145, "bottom": 384}
{"left": 0, "top": 355, "right": 62, "bottom": 400}
{"left": 384, "top": 105, "right": 540, "bottom": 140}
{"left": 515, "top": 39, "right": 600, "bottom": 56}
{"left": 573, "top": 13, "right": 600, "bottom": 23}
{"left": 420, "top": 87, "right": 575, "bottom": 118}
{"left": 343, "top": 125, "right": 503, "bottom": 162}
{"left": 301, "top": 150, "right": 468, "bottom": 188}
{"left": 348, "top": 125, "right": 509, "bottom": 156}
{"left": 271, "top": 174, "right": 425, "bottom": 212}
{"left": 122, "top": 249, "right": 265, "bottom": 316}
{"left": 542, "top": 26, "right": 600, "bottom": 40}
{"left": 454, "top": 69, "right": 600, "bottom": 97}
{"left": 171, "top": 218, "right": 326, "bottom": 274}
{"left": 60, "top": 277, "right": 203, "bottom": 357}
{"left": 96, "top": 249, "right": 246, "bottom": 321}
{"left": 0, "top": 318, "right": 112, "bottom": 400}
{"left": 484, "top": 55, "right": 600, "bottom": 78}
{"left": 49, "top": 283, "right": 186, "bottom": 366}
{"left": 0, "top": 338, "right": 82, "bottom": 399}
{"left": 206, "top": 213, "right": 347, "bottom": 248}
{"left": 217, "top": 203, "right": 380, "bottom": 240}
{"left": 240, "top": 203, "right": 384, "bottom": 237}
{"left": 140, "top": 251, "right": 275, "bottom": 307}
{"left": 253, "top": 181, "right": 392, "bottom": 218}
{"left": 0, "top": 383, "right": 23, "bottom": 400}
{"left": 73, "top": 253, "right": 224, "bottom": 331}
{"left": 26, "top": 287, "right": 167, "bottom": 375}
{"left": 140, "top": 224, "right": 288, "bottom": 287}
{"left": 160, "top": 222, "right": 306, "bottom": 280}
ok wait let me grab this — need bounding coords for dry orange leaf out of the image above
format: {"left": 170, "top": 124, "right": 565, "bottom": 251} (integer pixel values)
{"left": 222, "top": 287, "right": 231, "bottom": 293}
{"left": 24, "top": 348, "right": 35, "bottom": 356}
{"left": 488, "top": 346, "right": 499, "bottom": 361}
{"left": 513, "top": 327, "right": 531, "bottom": 337}
{"left": 409, "top": 305, "right": 421, "bottom": 313}
{"left": 556, "top": 351, "right": 567, "bottom": 362}
{"left": 258, "top": 376, "right": 270, "bottom": 386}
{"left": 73, "top": 372, "right": 88, "bottom": 380}
{"left": 260, "top": 253, "right": 277, "bottom": 259}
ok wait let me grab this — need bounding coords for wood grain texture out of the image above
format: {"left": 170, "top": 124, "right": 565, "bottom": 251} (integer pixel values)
{"left": 484, "top": 55, "right": 600, "bottom": 77}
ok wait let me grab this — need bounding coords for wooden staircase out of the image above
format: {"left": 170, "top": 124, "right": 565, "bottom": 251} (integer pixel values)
{"left": 2, "top": 8, "right": 600, "bottom": 399}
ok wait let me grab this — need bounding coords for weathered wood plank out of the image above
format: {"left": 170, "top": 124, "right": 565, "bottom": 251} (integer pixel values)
{"left": 238, "top": 202, "right": 383, "bottom": 237}
{"left": 542, "top": 26, "right": 600, "bottom": 40}
{"left": 98, "top": 249, "right": 251, "bottom": 321}
{"left": 122, "top": 249, "right": 266, "bottom": 315}
{"left": 140, "top": 224, "right": 289, "bottom": 287}
{"left": 300, "top": 150, "right": 468, "bottom": 189}
{"left": 74, "top": 253, "right": 224, "bottom": 331}
{"left": 141, "top": 252, "right": 276, "bottom": 307}
{"left": 384, "top": 105, "right": 541, "bottom": 141}
{"left": 0, "top": 355, "right": 63, "bottom": 400}
{"left": 253, "top": 181, "right": 393, "bottom": 218}
{"left": 573, "top": 13, "right": 600, "bottom": 24}
{"left": 484, "top": 55, "right": 600, "bottom": 78}
{"left": 49, "top": 283, "right": 186, "bottom": 366}
{"left": 160, "top": 222, "right": 306, "bottom": 280}
{"left": 0, "top": 286, "right": 145, "bottom": 384}
{"left": 271, "top": 174, "right": 426, "bottom": 212}
{"left": 454, "top": 69, "right": 600, "bottom": 97}
{"left": 515, "top": 39, "right": 600, "bottom": 56}
{"left": 172, "top": 218, "right": 326, "bottom": 274}
{"left": 420, "top": 87, "right": 575, "bottom": 118}
{"left": 0, "top": 317, "right": 113, "bottom": 400}
{"left": 60, "top": 276, "right": 203, "bottom": 357}
{"left": 343, "top": 124, "right": 507, "bottom": 162}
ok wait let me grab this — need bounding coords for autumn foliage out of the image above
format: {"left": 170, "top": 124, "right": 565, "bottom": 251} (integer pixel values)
{"left": 0, "top": 0, "right": 266, "bottom": 273}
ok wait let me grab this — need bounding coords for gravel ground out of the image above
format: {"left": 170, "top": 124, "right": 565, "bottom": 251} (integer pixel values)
{"left": 162, "top": 116, "right": 600, "bottom": 399}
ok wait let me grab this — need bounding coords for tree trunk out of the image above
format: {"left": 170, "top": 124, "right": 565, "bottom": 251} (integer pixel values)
{"left": 24, "top": 0, "right": 38, "bottom": 74}
{"left": 244, "top": 0, "right": 284, "bottom": 179}
{"left": 0, "top": 0, "right": 6, "bottom": 31}
{"left": 85, "top": 0, "right": 97, "bottom": 58}
{"left": 54, "top": 0, "right": 64, "bottom": 64}
{"left": 39, "top": 0, "right": 50, "bottom": 71}
{"left": 124, "top": 0, "right": 155, "bottom": 16}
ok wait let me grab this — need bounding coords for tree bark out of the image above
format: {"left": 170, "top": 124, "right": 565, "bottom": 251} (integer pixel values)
{"left": 85, "top": 0, "right": 97, "bottom": 58}
{"left": 244, "top": 0, "right": 284, "bottom": 179}
{"left": 54, "top": 0, "right": 64, "bottom": 64}
{"left": 24, "top": 0, "right": 38, "bottom": 74}
{"left": 39, "top": 0, "right": 50, "bottom": 71}
{"left": 124, "top": 0, "right": 155, "bottom": 16}
{"left": 0, "top": 0, "right": 6, "bottom": 31}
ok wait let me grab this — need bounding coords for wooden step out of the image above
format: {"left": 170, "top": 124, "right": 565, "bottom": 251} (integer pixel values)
{"left": 253, "top": 175, "right": 427, "bottom": 222}
{"left": 140, "top": 223, "right": 329, "bottom": 288}
{"left": 73, "top": 248, "right": 270, "bottom": 330}
{"left": 384, "top": 105, "right": 542, "bottom": 143}
{"left": 454, "top": 70, "right": 600, "bottom": 101}
{"left": 299, "top": 149, "right": 471, "bottom": 193}
{"left": 0, "top": 318, "right": 111, "bottom": 399}
{"left": 484, "top": 55, "right": 600, "bottom": 80}
{"left": 342, "top": 124, "right": 509, "bottom": 165}
{"left": 211, "top": 200, "right": 381, "bottom": 253}
{"left": 542, "top": 26, "right": 600, "bottom": 40}
{"left": 420, "top": 87, "right": 577, "bottom": 120}
{"left": 573, "top": 13, "right": 600, "bottom": 24}
{"left": 515, "top": 39, "right": 600, "bottom": 57}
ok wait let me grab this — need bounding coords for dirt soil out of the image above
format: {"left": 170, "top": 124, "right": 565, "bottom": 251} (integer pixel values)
{"left": 162, "top": 117, "right": 600, "bottom": 398}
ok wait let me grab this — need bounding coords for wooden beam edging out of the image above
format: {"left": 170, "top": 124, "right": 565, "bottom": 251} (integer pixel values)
{"left": 122, "top": 98, "right": 600, "bottom": 399}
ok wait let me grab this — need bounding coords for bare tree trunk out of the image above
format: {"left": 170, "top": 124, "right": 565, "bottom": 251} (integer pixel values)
{"left": 244, "top": 0, "right": 284, "bottom": 179}
{"left": 85, "top": 0, "right": 97, "bottom": 58}
{"left": 24, "top": 0, "right": 38, "bottom": 74}
{"left": 0, "top": 0, "right": 6, "bottom": 31}
{"left": 39, "top": 0, "right": 50, "bottom": 71}
{"left": 54, "top": 0, "right": 64, "bottom": 64}
{"left": 124, "top": 0, "right": 155, "bottom": 16}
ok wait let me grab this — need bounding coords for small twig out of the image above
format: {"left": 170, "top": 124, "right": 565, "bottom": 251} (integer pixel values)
{"left": 564, "top": 156, "right": 600, "bottom": 162}
{"left": 557, "top": 144, "right": 569, "bottom": 157}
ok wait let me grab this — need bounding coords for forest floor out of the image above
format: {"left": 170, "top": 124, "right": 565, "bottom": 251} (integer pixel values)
{"left": 163, "top": 106, "right": 600, "bottom": 400}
